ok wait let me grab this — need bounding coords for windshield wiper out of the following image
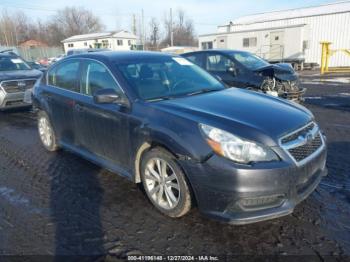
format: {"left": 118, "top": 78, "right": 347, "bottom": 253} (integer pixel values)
{"left": 147, "top": 96, "right": 175, "bottom": 102}
{"left": 185, "top": 88, "right": 219, "bottom": 97}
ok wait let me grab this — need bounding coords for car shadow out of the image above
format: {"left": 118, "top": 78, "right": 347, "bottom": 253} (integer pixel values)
{"left": 49, "top": 150, "right": 105, "bottom": 258}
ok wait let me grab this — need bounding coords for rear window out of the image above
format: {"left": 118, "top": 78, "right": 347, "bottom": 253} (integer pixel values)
{"left": 0, "top": 57, "right": 31, "bottom": 71}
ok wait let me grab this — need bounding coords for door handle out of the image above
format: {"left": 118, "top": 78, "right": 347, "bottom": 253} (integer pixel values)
{"left": 75, "top": 104, "right": 85, "bottom": 112}
{"left": 46, "top": 94, "right": 52, "bottom": 101}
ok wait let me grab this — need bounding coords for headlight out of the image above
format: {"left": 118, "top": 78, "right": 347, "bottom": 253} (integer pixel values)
{"left": 200, "top": 124, "right": 279, "bottom": 164}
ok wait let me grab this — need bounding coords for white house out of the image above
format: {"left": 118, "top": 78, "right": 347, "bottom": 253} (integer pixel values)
{"left": 62, "top": 30, "right": 139, "bottom": 53}
{"left": 198, "top": 1, "right": 350, "bottom": 67}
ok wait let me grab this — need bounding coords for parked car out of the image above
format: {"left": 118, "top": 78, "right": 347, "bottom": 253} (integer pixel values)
{"left": 33, "top": 51, "right": 327, "bottom": 224}
{"left": 0, "top": 50, "right": 42, "bottom": 110}
{"left": 181, "top": 50, "right": 306, "bottom": 102}
{"left": 66, "top": 48, "right": 110, "bottom": 56}
{"left": 38, "top": 57, "right": 50, "bottom": 67}
{"left": 26, "top": 61, "right": 47, "bottom": 72}
{"left": 47, "top": 54, "right": 66, "bottom": 65}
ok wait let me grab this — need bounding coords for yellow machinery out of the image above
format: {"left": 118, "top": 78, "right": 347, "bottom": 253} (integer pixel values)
{"left": 320, "top": 42, "right": 350, "bottom": 74}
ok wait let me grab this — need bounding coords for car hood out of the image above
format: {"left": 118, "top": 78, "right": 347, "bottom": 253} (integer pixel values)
{"left": 152, "top": 88, "right": 313, "bottom": 146}
{"left": 254, "top": 63, "right": 297, "bottom": 81}
{"left": 0, "top": 70, "right": 42, "bottom": 82}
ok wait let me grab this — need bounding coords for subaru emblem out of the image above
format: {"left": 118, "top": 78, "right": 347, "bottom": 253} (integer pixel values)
{"left": 305, "top": 132, "right": 313, "bottom": 144}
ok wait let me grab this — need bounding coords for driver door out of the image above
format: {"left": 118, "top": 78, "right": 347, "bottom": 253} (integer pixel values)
{"left": 205, "top": 53, "right": 243, "bottom": 87}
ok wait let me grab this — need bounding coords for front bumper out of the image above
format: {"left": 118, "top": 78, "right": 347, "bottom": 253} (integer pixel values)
{"left": 181, "top": 145, "right": 327, "bottom": 225}
{"left": 279, "top": 88, "right": 306, "bottom": 102}
{"left": 0, "top": 91, "right": 31, "bottom": 110}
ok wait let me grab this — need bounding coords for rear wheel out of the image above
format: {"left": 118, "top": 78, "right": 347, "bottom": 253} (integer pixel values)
{"left": 37, "top": 111, "right": 58, "bottom": 152}
{"left": 141, "top": 148, "right": 192, "bottom": 217}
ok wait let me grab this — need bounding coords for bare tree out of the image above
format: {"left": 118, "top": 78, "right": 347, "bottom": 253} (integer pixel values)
{"left": 50, "top": 7, "right": 105, "bottom": 39}
{"left": 160, "top": 9, "right": 196, "bottom": 47}
{"left": 146, "top": 17, "right": 160, "bottom": 50}
{"left": 0, "top": 7, "right": 105, "bottom": 47}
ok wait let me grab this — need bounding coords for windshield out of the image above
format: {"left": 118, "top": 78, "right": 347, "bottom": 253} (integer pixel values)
{"left": 115, "top": 56, "right": 225, "bottom": 100}
{"left": 230, "top": 52, "right": 269, "bottom": 70}
{"left": 0, "top": 56, "right": 31, "bottom": 71}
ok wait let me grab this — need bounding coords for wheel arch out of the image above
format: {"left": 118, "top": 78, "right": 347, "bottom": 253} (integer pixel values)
{"left": 134, "top": 140, "right": 198, "bottom": 207}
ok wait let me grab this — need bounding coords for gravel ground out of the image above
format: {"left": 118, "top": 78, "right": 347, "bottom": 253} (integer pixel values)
{"left": 0, "top": 71, "right": 349, "bottom": 261}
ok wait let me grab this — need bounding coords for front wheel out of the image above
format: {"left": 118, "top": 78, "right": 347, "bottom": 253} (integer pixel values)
{"left": 141, "top": 148, "right": 192, "bottom": 218}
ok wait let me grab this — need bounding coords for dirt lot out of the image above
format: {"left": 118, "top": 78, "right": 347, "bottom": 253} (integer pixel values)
{"left": 0, "top": 71, "right": 349, "bottom": 261}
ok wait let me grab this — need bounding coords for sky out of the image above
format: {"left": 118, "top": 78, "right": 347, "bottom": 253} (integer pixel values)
{"left": 0, "top": 0, "right": 344, "bottom": 35}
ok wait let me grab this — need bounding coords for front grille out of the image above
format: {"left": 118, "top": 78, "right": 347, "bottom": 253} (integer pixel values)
{"left": 280, "top": 122, "right": 324, "bottom": 164}
{"left": 281, "top": 122, "right": 315, "bottom": 144}
{"left": 288, "top": 134, "right": 322, "bottom": 162}
{"left": 1, "top": 79, "right": 36, "bottom": 93}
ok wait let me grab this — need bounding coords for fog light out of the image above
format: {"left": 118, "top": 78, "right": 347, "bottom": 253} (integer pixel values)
{"left": 239, "top": 195, "right": 285, "bottom": 210}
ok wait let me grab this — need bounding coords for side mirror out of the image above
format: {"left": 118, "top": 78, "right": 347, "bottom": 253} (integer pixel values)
{"left": 93, "top": 88, "right": 127, "bottom": 106}
{"left": 227, "top": 66, "right": 237, "bottom": 76}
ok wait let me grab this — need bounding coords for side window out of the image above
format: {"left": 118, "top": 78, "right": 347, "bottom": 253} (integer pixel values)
{"left": 81, "top": 61, "right": 123, "bottom": 96}
{"left": 48, "top": 60, "right": 80, "bottom": 92}
{"left": 184, "top": 54, "right": 204, "bottom": 67}
{"left": 206, "top": 54, "right": 233, "bottom": 72}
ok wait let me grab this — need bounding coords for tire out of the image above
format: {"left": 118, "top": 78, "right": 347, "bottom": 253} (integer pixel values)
{"left": 140, "top": 147, "right": 192, "bottom": 218}
{"left": 37, "top": 110, "right": 59, "bottom": 152}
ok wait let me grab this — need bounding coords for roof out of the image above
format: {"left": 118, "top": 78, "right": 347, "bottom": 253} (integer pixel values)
{"left": 231, "top": 1, "right": 350, "bottom": 25}
{"left": 161, "top": 46, "right": 197, "bottom": 51}
{"left": 62, "top": 30, "right": 137, "bottom": 43}
{"left": 19, "top": 39, "right": 48, "bottom": 47}
{"left": 182, "top": 49, "right": 250, "bottom": 56}
{"left": 69, "top": 51, "right": 175, "bottom": 62}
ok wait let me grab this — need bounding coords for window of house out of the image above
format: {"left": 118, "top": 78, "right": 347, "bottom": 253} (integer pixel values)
{"left": 128, "top": 40, "right": 132, "bottom": 46}
{"left": 84, "top": 42, "right": 87, "bottom": 46}
{"left": 243, "top": 37, "right": 257, "bottom": 47}
{"left": 68, "top": 43, "right": 74, "bottom": 47}
{"left": 102, "top": 40, "right": 109, "bottom": 48}
{"left": 94, "top": 42, "right": 102, "bottom": 48}
{"left": 201, "top": 41, "right": 213, "bottom": 50}
{"left": 48, "top": 60, "right": 80, "bottom": 92}
{"left": 117, "top": 40, "right": 123, "bottom": 46}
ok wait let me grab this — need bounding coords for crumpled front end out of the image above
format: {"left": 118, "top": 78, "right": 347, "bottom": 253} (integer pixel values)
{"left": 257, "top": 64, "right": 306, "bottom": 102}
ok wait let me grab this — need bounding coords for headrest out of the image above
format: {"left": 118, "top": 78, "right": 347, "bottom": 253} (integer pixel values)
{"left": 139, "top": 65, "right": 154, "bottom": 79}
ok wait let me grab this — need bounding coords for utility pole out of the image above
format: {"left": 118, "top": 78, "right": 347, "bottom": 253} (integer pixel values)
{"left": 132, "top": 14, "right": 137, "bottom": 36}
{"left": 170, "top": 8, "right": 174, "bottom": 46}
{"left": 141, "top": 9, "right": 145, "bottom": 48}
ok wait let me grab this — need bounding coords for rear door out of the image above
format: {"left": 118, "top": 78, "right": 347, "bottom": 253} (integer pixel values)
{"left": 45, "top": 59, "right": 81, "bottom": 145}
{"left": 74, "top": 59, "right": 130, "bottom": 170}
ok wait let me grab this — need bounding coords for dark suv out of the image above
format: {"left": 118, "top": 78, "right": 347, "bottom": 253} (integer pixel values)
{"left": 0, "top": 50, "right": 42, "bottom": 110}
{"left": 181, "top": 50, "right": 305, "bottom": 102}
{"left": 33, "top": 51, "right": 327, "bottom": 224}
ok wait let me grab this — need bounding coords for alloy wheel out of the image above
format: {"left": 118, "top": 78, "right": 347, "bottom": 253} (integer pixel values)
{"left": 38, "top": 117, "right": 53, "bottom": 148}
{"left": 144, "top": 158, "right": 180, "bottom": 210}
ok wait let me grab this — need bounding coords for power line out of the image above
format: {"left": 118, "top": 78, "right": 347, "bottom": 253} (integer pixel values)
{"left": 0, "top": 2, "right": 219, "bottom": 27}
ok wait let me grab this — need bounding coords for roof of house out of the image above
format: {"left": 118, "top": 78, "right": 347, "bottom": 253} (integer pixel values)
{"left": 20, "top": 39, "right": 48, "bottom": 47}
{"left": 230, "top": 1, "right": 350, "bottom": 25}
{"left": 62, "top": 30, "right": 137, "bottom": 43}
